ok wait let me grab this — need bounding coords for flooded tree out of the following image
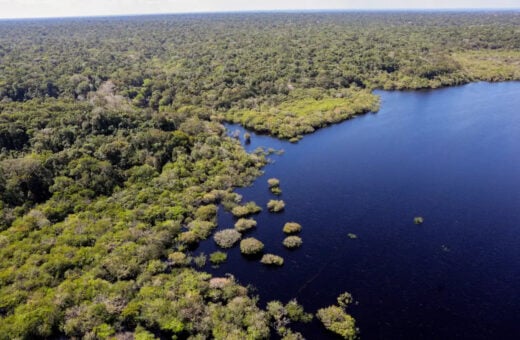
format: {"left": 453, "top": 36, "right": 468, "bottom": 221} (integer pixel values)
{"left": 240, "top": 237, "right": 265, "bottom": 255}
{"left": 267, "top": 199, "right": 285, "bottom": 212}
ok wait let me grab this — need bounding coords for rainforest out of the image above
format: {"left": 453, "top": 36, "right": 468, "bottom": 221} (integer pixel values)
{"left": 0, "top": 11, "right": 519, "bottom": 339}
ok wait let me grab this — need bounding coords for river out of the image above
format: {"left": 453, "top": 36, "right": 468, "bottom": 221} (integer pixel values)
{"left": 198, "top": 82, "right": 520, "bottom": 339}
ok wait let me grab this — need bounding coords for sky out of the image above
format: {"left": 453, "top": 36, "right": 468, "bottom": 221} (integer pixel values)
{"left": 0, "top": 0, "right": 518, "bottom": 19}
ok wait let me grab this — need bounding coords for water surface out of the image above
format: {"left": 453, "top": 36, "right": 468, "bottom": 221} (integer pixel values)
{"left": 198, "top": 82, "right": 520, "bottom": 339}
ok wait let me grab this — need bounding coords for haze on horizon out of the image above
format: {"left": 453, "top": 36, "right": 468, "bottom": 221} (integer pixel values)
{"left": 0, "top": 0, "right": 518, "bottom": 19}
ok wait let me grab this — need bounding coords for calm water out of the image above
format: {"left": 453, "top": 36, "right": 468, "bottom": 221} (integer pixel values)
{"left": 198, "top": 82, "right": 520, "bottom": 339}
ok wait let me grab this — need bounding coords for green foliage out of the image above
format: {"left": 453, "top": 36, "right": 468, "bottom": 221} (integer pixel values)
{"left": 317, "top": 306, "right": 357, "bottom": 339}
{"left": 209, "top": 251, "right": 228, "bottom": 265}
{"left": 317, "top": 292, "right": 357, "bottom": 339}
{"left": 193, "top": 253, "right": 207, "bottom": 268}
{"left": 453, "top": 50, "right": 520, "bottom": 81}
{"left": 268, "top": 178, "right": 282, "bottom": 195}
{"left": 283, "top": 236, "right": 303, "bottom": 249}
{"left": 414, "top": 217, "right": 424, "bottom": 225}
{"left": 283, "top": 222, "right": 302, "bottom": 234}
{"left": 231, "top": 202, "right": 262, "bottom": 218}
{"left": 227, "top": 89, "right": 379, "bottom": 139}
{"left": 267, "top": 200, "right": 285, "bottom": 213}
{"left": 169, "top": 252, "right": 189, "bottom": 266}
{"left": 267, "top": 300, "right": 312, "bottom": 337}
{"left": 260, "top": 254, "right": 284, "bottom": 266}
{"left": 214, "top": 229, "right": 242, "bottom": 248}
{"left": 268, "top": 178, "right": 280, "bottom": 188}
{"left": 234, "top": 218, "right": 257, "bottom": 232}
{"left": 240, "top": 237, "right": 265, "bottom": 255}
{"left": 0, "top": 11, "right": 518, "bottom": 339}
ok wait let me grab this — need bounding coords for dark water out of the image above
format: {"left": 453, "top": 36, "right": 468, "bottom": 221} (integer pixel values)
{"left": 197, "top": 82, "right": 520, "bottom": 339}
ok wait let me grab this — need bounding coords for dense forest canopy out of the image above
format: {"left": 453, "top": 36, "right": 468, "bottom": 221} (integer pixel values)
{"left": 0, "top": 11, "right": 519, "bottom": 339}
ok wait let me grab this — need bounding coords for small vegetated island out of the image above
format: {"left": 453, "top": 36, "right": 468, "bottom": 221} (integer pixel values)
{"left": 0, "top": 11, "right": 519, "bottom": 339}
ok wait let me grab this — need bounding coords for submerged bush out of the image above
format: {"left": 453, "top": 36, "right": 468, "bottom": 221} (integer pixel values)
{"left": 270, "top": 187, "right": 282, "bottom": 195}
{"left": 192, "top": 253, "right": 207, "bottom": 268}
{"left": 283, "top": 236, "right": 302, "bottom": 249}
{"left": 267, "top": 300, "right": 312, "bottom": 338}
{"left": 240, "top": 237, "right": 264, "bottom": 255}
{"left": 414, "top": 216, "right": 424, "bottom": 224}
{"left": 317, "top": 306, "right": 357, "bottom": 339}
{"left": 214, "top": 229, "right": 242, "bottom": 248}
{"left": 260, "top": 254, "right": 284, "bottom": 266}
{"left": 231, "top": 201, "right": 262, "bottom": 218}
{"left": 267, "top": 200, "right": 285, "bottom": 212}
{"left": 283, "top": 222, "right": 302, "bottom": 234}
{"left": 268, "top": 178, "right": 280, "bottom": 188}
{"left": 347, "top": 233, "right": 358, "bottom": 239}
{"left": 209, "top": 251, "right": 228, "bottom": 265}
{"left": 234, "top": 218, "right": 257, "bottom": 232}
{"left": 317, "top": 292, "right": 357, "bottom": 339}
{"left": 268, "top": 178, "right": 282, "bottom": 195}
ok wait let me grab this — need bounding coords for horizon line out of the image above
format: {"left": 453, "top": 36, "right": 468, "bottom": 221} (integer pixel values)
{"left": 1, "top": 8, "right": 519, "bottom": 21}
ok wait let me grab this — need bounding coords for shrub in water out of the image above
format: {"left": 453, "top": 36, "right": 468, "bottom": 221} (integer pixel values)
{"left": 283, "top": 222, "right": 302, "bottom": 234}
{"left": 193, "top": 253, "right": 207, "bottom": 268}
{"left": 240, "top": 237, "right": 264, "bottom": 255}
{"left": 231, "top": 201, "right": 262, "bottom": 218}
{"left": 214, "top": 229, "right": 241, "bottom": 248}
{"left": 268, "top": 178, "right": 282, "bottom": 195}
{"left": 317, "top": 292, "right": 357, "bottom": 339}
{"left": 209, "top": 251, "right": 228, "bottom": 265}
{"left": 414, "top": 216, "right": 424, "bottom": 224}
{"left": 268, "top": 178, "right": 280, "bottom": 188}
{"left": 283, "top": 236, "right": 302, "bottom": 249}
{"left": 267, "top": 199, "right": 285, "bottom": 212}
{"left": 260, "top": 254, "right": 284, "bottom": 266}
{"left": 234, "top": 218, "right": 257, "bottom": 232}
{"left": 317, "top": 306, "right": 357, "bottom": 339}
{"left": 270, "top": 186, "right": 282, "bottom": 195}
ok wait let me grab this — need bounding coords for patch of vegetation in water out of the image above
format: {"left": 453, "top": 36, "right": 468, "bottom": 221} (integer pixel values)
{"left": 240, "top": 237, "right": 265, "bottom": 255}
{"left": 267, "top": 200, "right": 286, "bottom": 213}
{"left": 209, "top": 251, "right": 228, "bottom": 265}
{"left": 283, "top": 222, "right": 302, "bottom": 234}
{"left": 267, "top": 300, "right": 313, "bottom": 338}
{"left": 231, "top": 201, "right": 262, "bottom": 218}
{"left": 268, "top": 178, "right": 282, "bottom": 195}
{"left": 260, "top": 254, "right": 284, "bottom": 266}
{"left": 317, "top": 292, "right": 358, "bottom": 339}
{"left": 347, "top": 233, "right": 358, "bottom": 239}
{"left": 283, "top": 236, "right": 303, "bottom": 249}
{"left": 193, "top": 253, "right": 207, "bottom": 268}
{"left": 214, "top": 229, "right": 242, "bottom": 248}
{"left": 234, "top": 218, "right": 257, "bottom": 232}
{"left": 414, "top": 217, "right": 424, "bottom": 225}
{"left": 268, "top": 178, "right": 280, "bottom": 188}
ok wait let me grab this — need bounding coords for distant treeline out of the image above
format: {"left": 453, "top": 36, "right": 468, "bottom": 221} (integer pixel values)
{"left": 1, "top": 12, "right": 519, "bottom": 108}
